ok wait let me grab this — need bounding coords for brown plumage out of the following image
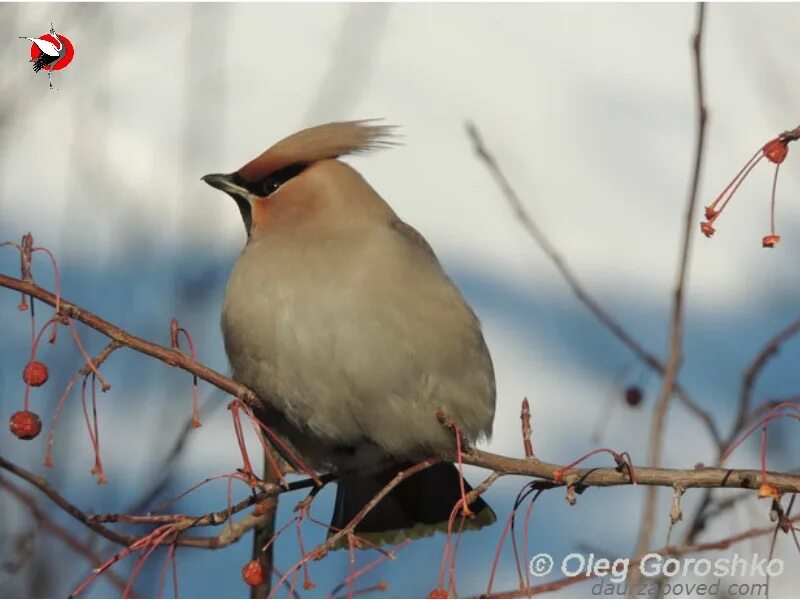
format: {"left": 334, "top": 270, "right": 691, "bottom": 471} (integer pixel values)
{"left": 237, "top": 119, "right": 398, "bottom": 183}
{"left": 203, "top": 120, "right": 496, "bottom": 547}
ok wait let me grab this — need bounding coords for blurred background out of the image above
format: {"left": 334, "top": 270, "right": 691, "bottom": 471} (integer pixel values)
{"left": 1, "top": 2, "right": 800, "bottom": 598}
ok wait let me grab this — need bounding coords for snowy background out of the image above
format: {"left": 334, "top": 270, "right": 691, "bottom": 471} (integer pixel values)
{"left": 1, "top": 2, "right": 800, "bottom": 598}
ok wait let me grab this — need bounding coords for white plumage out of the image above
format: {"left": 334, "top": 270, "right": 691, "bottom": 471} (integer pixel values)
{"left": 20, "top": 37, "right": 62, "bottom": 57}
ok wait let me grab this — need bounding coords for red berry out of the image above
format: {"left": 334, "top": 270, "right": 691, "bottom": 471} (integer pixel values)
{"left": 428, "top": 589, "right": 449, "bottom": 599}
{"left": 624, "top": 386, "right": 643, "bottom": 407}
{"left": 23, "top": 361, "right": 48, "bottom": 387}
{"left": 242, "top": 560, "right": 267, "bottom": 586}
{"left": 762, "top": 234, "right": 781, "bottom": 248}
{"left": 762, "top": 139, "right": 788, "bottom": 164}
{"left": 9, "top": 410, "right": 42, "bottom": 440}
{"left": 699, "top": 221, "right": 716, "bottom": 238}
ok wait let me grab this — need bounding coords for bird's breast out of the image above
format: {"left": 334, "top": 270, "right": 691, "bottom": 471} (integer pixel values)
{"left": 221, "top": 225, "right": 495, "bottom": 469}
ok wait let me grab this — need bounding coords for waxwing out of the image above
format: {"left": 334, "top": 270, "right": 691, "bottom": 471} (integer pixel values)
{"left": 202, "top": 120, "right": 496, "bottom": 546}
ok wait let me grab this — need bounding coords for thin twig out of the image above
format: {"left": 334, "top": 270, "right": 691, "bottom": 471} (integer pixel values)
{"left": 683, "top": 319, "right": 800, "bottom": 544}
{"left": 79, "top": 340, "right": 122, "bottom": 376}
{"left": 634, "top": 2, "right": 707, "bottom": 562}
{"left": 271, "top": 460, "right": 440, "bottom": 597}
{"left": 0, "top": 454, "right": 131, "bottom": 545}
{"left": 0, "top": 453, "right": 290, "bottom": 550}
{"left": 737, "top": 317, "right": 800, "bottom": 435}
{"left": 465, "top": 124, "right": 720, "bottom": 446}
{"left": 0, "top": 476, "right": 131, "bottom": 595}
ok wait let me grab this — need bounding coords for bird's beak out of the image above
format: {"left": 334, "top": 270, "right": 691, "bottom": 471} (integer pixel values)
{"left": 202, "top": 173, "right": 255, "bottom": 236}
{"left": 201, "top": 173, "right": 249, "bottom": 198}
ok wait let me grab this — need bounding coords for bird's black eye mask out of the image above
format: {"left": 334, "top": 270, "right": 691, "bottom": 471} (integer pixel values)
{"left": 235, "top": 162, "right": 309, "bottom": 198}
{"left": 231, "top": 162, "right": 308, "bottom": 236}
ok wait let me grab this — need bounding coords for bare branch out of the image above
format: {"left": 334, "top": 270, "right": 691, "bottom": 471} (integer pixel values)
{"left": 461, "top": 448, "right": 800, "bottom": 494}
{"left": 0, "top": 272, "right": 265, "bottom": 414}
{"left": 738, "top": 317, "right": 800, "bottom": 433}
{"left": 0, "top": 476, "right": 130, "bottom": 594}
{"left": 635, "top": 1, "right": 707, "bottom": 559}
{"left": 465, "top": 124, "right": 720, "bottom": 446}
{"left": 0, "top": 454, "right": 131, "bottom": 546}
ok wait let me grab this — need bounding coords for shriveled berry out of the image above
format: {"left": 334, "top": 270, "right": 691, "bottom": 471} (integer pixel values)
{"left": 23, "top": 361, "right": 48, "bottom": 387}
{"left": 624, "top": 386, "right": 643, "bottom": 407}
{"left": 428, "top": 589, "right": 449, "bottom": 599}
{"left": 700, "top": 221, "right": 716, "bottom": 238}
{"left": 762, "top": 234, "right": 781, "bottom": 248}
{"left": 762, "top": 138, "right": 788, "bottom": 164}
{"left": 9, "top": 410, "right": 42, "bottom": 440}
{"left": 241, "top": 560, "right": 267, "bottom": 586}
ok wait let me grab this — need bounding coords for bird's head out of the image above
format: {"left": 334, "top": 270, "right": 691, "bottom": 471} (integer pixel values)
{"left": 202, "top": 120, "right": 397, "bottom": 238}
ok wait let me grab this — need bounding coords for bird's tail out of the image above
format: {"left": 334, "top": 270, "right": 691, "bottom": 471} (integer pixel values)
{"left": 329, "top": 462, "right": 495, "bottom": 548}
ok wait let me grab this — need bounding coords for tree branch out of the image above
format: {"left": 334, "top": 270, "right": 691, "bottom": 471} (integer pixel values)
{"left": 465, "top": 123, "right": 720, "bottom": 446}
{"left": 0, "top": 476, "right": 131, "bottom": 595}
{"left": 634, "top": 1, "right": 707, "bottom": 560}
{"left": 737, "top": 316, "right": 800, "bottom": 434}
{"left": 0, "top": 272, "right": 264, "bottom": 414}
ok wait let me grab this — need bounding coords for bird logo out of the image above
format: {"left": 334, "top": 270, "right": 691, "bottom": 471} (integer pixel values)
{"left": 20, "top": 23, "right": 75, "bottom": 89}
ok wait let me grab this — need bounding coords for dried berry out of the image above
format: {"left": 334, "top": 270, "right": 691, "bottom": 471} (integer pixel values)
{"left": 702, "top": 133, "right": 794, "bottom": 246}
{"left": 624, "top": 386, "right": 643, "bottom": 407}
{"left": 428, "top": 589, "right": 449, "bottom": 599}
{"left": 699, "top": 221, "right": 716, "bottom": 238}
{"left": 23, "top": 361, "right": 48, "bottom": 387}
{"left": 241, "top": 560, "right": 267, "bottom": 586}
{"left": 9, "top": 410, "right": 42, "bottom": 440}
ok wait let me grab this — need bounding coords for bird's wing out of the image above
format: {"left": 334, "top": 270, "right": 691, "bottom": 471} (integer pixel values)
{"left": 389, "top": 219, "right": 437, "bottom": 261}
{"left": 22, "top": 38, "right": 60, "bottom": 56}
{"left": 31, "top": 52, "right": 58, "bottom": 73}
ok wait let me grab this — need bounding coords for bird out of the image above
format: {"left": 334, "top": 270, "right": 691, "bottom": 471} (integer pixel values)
{"left": 20, "top": 23, "right": 66, "bottom": 89}
{"left": 202, "top": 120, "right": 497, "bottom": 547}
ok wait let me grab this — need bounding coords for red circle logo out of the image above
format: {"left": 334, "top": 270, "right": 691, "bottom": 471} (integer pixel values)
{"left": 28, "top": 32, "right": 75, "bottom": 71}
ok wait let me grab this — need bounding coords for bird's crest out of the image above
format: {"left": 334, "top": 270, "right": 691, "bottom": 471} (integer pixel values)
{"left": 237, "top": 120, "right": 399, "bottom": 182}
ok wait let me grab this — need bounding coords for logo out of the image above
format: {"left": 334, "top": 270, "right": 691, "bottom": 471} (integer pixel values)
{"left": 19, "top": 22, "right": 75, "bottom": 89}
{"left": 529, "top": 553, "right": 555, "bottom": 577}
